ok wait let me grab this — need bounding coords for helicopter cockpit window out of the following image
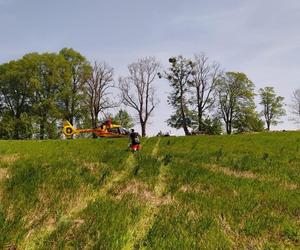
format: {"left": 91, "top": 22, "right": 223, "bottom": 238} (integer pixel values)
{"left": 107, "top": 128, "right": 119, "bottom": 134}
{"left": 119, "top": 128, "right": 129, "bottom": 135}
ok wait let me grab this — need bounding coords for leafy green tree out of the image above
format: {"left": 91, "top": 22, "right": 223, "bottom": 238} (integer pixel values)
{"left": 0, "top": 58, "right": 34, "bottom": 139}
{"left": 167, "top": 109, "right": 195, "bottom": 132}
{"left": 199, "top": 117, "right": 222, "bottom": 135}
{"left": 233, "top": 107, "right": 264, "bottom": 133}
{"left": 59, "top": 48, "right": 92, "bottom": 126}
{"left": 159, "top": 56, "right": 195, "bottom": 135}
{"left": 0, "top": 49, "right": 93, "bottom": 139}
{"left": 113, "top": 109, "right": 134, "bottom": 129}
{"left": 0, "top": 112, "right": 33, "bottom": 139}
{"left": 217, "top": 72, "right": 255, "bottom": 135}
{"left": 27, "top": 53, "right": 70, "bottom": 139}
{"left": 259, "top": 87, "right": 286, "bottom": 131}
{"left": 0, "top": 113, "right": 16, "bottom": 139}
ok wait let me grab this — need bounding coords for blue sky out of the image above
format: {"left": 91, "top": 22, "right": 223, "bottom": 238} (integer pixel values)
{"left": 1, "top": 0, "right": 299, "bottom": 134}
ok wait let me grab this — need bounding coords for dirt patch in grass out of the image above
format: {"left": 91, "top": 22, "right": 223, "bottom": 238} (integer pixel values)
{"left": 0, "top": 168, "right": 9, "bottom": 200}
{"left": 115, "top": 180, "right": 173, "bottom": 206}
{"left": 218, "top": 214, "right": 237, "bottom": 246}
{"left": 218, "top": 214, "right": 266, "bottom": 249}
{"left": 281, "top": 181, "right": 299, "bottom": 191}
{"left": 73, "top": 218, "right": 85, "bottom": 225}
{"left": 22, "top": 185, "right": 95, "bottom": 247}
{"left": 0, "top": 168, "right": 9, "bottom": 180}
{"left": 3, "top": 244, "right": 17, "bottom": 250}
{"left": 179, "top": 185, "right": 189, "bottom": 193}
{"left": 82, "top": 161, "right": 102, "bottom": 175}
{"left": 0, "top": 154, "right": 20, "bottom": 165}
{"left": 179, "top": 184, "right": 214, "bottom": 194}
{"left": 199, "top": 164, "right": 299, "bottom": 191}
{"left": 179, "top": 184, "right": 210, "bottom": 192}
{"left": 202, "top": 164, "right": 258, "bottom": 179}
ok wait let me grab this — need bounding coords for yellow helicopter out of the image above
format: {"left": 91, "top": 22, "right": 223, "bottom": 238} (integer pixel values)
{"left": 62, "top": 119, "right": 129, "bottom": 138}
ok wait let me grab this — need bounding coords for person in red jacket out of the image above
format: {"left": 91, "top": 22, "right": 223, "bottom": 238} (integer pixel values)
{"left": 129, "top": 129, "right": 141, "bottom": 151}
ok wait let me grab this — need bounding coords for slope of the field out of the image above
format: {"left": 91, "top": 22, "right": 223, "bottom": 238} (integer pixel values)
{"left": 0, "top": 132, "right": 299, "bottom": 249}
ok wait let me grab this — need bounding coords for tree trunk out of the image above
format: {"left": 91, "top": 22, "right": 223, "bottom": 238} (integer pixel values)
{"left": 141, "top": 122, "right": 146, "bottom": 137}
{"left": 14, "top": 113, "right": 21, "bottom": 139}
{"left": 92, "top": 120, "right": 97, "bottom": 138}
{"left": 198, "top": 109, "right": 203, "bottom": 131}
{"left": 13, "top": 124, "right": 20, "bottom": 140}
{"left": 180, "top": 87, "right": 190, "bottom": 136}
{"left": 183, "top": 123, "right": 190, "bottom": 135}
{"left": 226, "top": 122, "right": 232, "bottom": 135}
{"left": 197, "top": 87, "right": 203, "bottom": 131}
{"left": 181, "top": 112, "right": 190, "bottom": 136}
{"left": 267, "top": 121, "right": 270, "bottom": 131}
{"left": 91, "top": 113, "right": 98, "bottom": 138}
{"left": 40, "top": 118, "right": 45, "bottom": 140}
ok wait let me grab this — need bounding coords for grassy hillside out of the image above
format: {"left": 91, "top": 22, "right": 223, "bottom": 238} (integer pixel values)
{"left": 0, "top": 132, "right": 299, "bottom": 249}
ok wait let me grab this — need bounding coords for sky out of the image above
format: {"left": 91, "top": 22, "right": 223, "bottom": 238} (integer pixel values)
{"left": 0, "top": 0, "right": 299, "bottom": 135}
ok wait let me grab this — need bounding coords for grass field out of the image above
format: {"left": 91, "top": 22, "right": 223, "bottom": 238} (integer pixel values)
{"left": 0, "top": 132, "right": 299, "bottom": 249}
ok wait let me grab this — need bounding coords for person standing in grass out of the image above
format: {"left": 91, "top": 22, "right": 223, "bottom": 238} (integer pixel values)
{"left": 129, "top": 129, "right": 141, "bottom": 149}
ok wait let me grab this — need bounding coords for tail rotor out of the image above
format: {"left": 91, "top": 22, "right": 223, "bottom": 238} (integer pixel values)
{"left": 63, "top": 121, "right": 78, "bottom": 138}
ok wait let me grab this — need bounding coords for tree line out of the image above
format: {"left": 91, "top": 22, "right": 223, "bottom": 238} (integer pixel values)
{"left": 0, "top": 49, "right": 299, "bottom": 139}
{"left": 160, "top": 55, "right": 294, "bottom": 135}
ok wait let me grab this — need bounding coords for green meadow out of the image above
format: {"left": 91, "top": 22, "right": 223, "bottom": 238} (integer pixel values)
{"left": 0, "top": 132, "right": 299, "bottom": 249}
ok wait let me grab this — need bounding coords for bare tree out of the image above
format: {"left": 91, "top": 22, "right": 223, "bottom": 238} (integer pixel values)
{"left": 86, "top": 62, "right": 115, "bottom": 135}
{"left": 119, "top": 57, "right": 160, "bottom": 137}
{"left": 191, "top": 53, "right": 221, "bottom": 131}
{"left": 290, "top": 89, "right": 300, "bottom": 124}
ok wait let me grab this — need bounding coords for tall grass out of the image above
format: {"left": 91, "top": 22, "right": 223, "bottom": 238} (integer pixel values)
{"left": 0, "top": 132, "right": 299, "bottom": 249}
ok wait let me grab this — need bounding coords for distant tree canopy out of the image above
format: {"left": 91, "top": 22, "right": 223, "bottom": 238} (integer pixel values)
{"left": 217, "top": 72, "right": 259, "bottom": 134}
{"left": 0, "top": 52, "right": 72, "bottom": 139}
{"left": 0, "top": 49, "right": 95, "bottom": 139}
{"left": 0, "top": 50, "right": 157, "bottom": 139}
{"left": 161, "top": 56, "right": 195, "bottom": 135}
{"left": 259, "top": 87, "right": 286, "bottom": 131}
{"left": 0, "top": 49, "right": 292, "bottom": 139}
{"left": 160, "top": 55, "right": 267, "bottom": 135}
{"left": 113, "top": 109, "right": 134, "bottom": 129}
{"left": 58, "top": 48, "right": 92, "bottom": 126}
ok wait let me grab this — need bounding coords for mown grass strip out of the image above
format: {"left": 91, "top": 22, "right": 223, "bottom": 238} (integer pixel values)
{"left": 21, "top": 140, "right": 151, "bottom": 249}
{"left": 196, "top": 163, "right": 299, "bottom": 191}
{"left": 122, "top": 138, "right": 175, "bottom": 250}
{"left": 1, "top": 133, "right": 299, "bottom": 248}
